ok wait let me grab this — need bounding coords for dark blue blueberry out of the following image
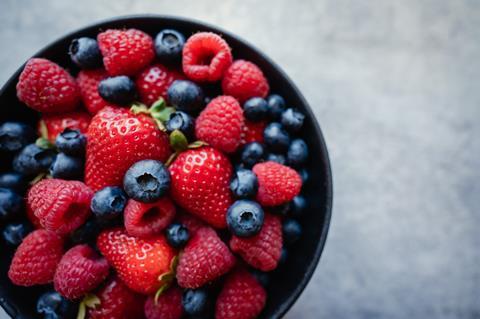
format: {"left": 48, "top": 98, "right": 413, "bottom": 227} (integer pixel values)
{"left": 0, "top": 122, "right": 35, "bottom": 152}
{"left": 37, "top": 290, "right": 75, "bottom": 319}
{"left": 182, "top": 288, "right": 210, "bottom": 316}
{"left": 264, "top": 123, "right": 290, "bottom": 152}
{"left": 70, "top": 218, "right": 102, "bottom": 244}
{"left": 230, "top": 169, "right": 258, "bottom": 199}
{"left": 123, "top": 160, "right": 170, "bottom": 203}
{"left": 13, "top": 144, "right": 56, "bottom": 176}
{"left": 3, "top": 222, "right": 32, "bottom": 246}
{"left": 287, "top": 139, "right": 309, "bottom": 167}
{"left": 0, "top": 172, "right": 26, "bottom": 193}
{"left": 282, "top": 219, "right": 302, "bottom": 245}
{"left": 281, "top": 108, "right": 305, "bottom": 132}
{"left": 91, "top": 186, "right": 127, "bottom": 221}
{"left": 166, "top": 223, "right": 190, "bottom": 249}
{"left": 49, "top": 153, "right": 84, "bottom": 180}
{"left": 266, "top": 153, "right": 286, "bottom": 165}
{"left": 227, "top": 200, "right": 264, "bottom": 237}
{"left": 240, "top": 142, "right": 265, "bottom": 167}
{"left": 290, "top": 195, "right": 307, "bottom": 218}
{"left": 270, "top": 202, "right": 291, "bottom": 217}
{"left": 55, "top": 129, "right": 86, "bottom": 156}
{"left": 299, "top": 168, "right": 309, "bottom": 184}
{"left": 267, "top": 94, "right": 286, "bottom": 120}
{"left": 68, "top": 37, "right": 102, "bottom": 69}
{"left": 250, "top": 269, "right": 270, "bottom": 287}
{"left": 167, "top": 80, "right": 204, "bottom": 114}
{"left": 243, "top": 97, "right": 268, "bottom": 122}
{"left": 279, "top": 248, "right": 288, "bottom": 265}
{"left": 154, "top": 29, "right": 185, "bottom": 64}
{"left": 166, "top": 111, "right": 195, "bottom": 141}
{"left": 0, "top": 188, "right": 23, "bottom": 221}
{"left": 98, "top": 76, "right": 137, "bottom": 105}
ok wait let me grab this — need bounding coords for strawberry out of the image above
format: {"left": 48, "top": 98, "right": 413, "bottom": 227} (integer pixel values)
{"left": 176, "top": 227, "right": 235, "bottom": 288}
{"left": 169, "top": 147, "right": 233, "bottom": 228}
{"left": 97, "top": 228, "right": 177, "bottom": 295}
{"left": 76, "top": 68, "right": 114, "bottom": 114}
{"left": 144, "top": 285, "right": 183, "bottom": 319}
{"left": 38, "top": 111, "right": 91, "bottom": 142}
{"left": 85, "top": 106, "right": 171, "bottom": 191}
{"left": 240, "top": 120, "right": 266, "bottom": 146}
{"left": 136, "top": 64, "right": 184, "bottom": 106}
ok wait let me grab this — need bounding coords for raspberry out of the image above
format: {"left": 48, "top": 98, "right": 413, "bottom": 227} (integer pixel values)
{"left": 144, "top": 286, "right": 183, "bottom": 319}
{"left": 176, "top": 211, "right": 206, "bottom": 234}
{"left": 195, "top": 96, "right": 244, "bottom": 153}
{"left": 28, "top": 179, "right": 93, "bottom": 235}
{"left": 176, "top": 227, "right": 236, "bottom": 288}
{"left": 38, "top": 111, "right": 91, "bottom": 142}
{"left": 98, "top": 29, "right": 155, "bottom": 76}
{"left": 8, "top": 229, "right": 64, "bottom": 286}
{"left": 222, "top": 60, "right": 270, "bottom": 103}
{"left": 54, "top": 245, "right": 109, "bottom": 299}
{"left": 77, "top": 69, "right": 114, "bottom": 114}
{"left": 16, "top": 58, "right": 79, "bottom": 113}
{"left": 124, "top": 197, "right": 176, "bottom": 238}
{"left": 240, "top": 120, "right": 266, "bottom": 146}
{"left": 215, "top": 268, "right": 266, "bottom": 319}
{"left": 182, "top": 32, "right": 232, "bottom": 82}
{"left": 136, "top": 64, "right": 184, "bottom": 106}
{"left": 253, "top": 161, "right": 302, "bottom": 206}
{"left": 230, "top": 214, "right": 282, "bottom": 271}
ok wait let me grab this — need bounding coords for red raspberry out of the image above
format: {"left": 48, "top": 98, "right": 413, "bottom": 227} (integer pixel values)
{"left": 195, "top": 96, "right": 244, "bottom": 153}
{"left": 97, "top": 29, "right": 155, "bottom": 76}
{"left": 182, "top": 32, "right": 232, "bottom": 82}
{"left": 136, "top": 64, "right": 184, "bottom": 106}
{"left": 222, "top": 60, "right": 270, "bottom": 103}
{"left": 215, "top": 268, "right": 266, "bottom": 319}
{"left": 54, "top": 245, "right": 109, "bottom": 299}
{"left": 8, "top": 229, "right": 64, "bottom": 286}
{"left": 124, "top": 197, "right": 176, "bottom": 238}
{"left": 240, "top": 120, "right": 266, "bottom": 146}
{"left": 176, "top": 211, "right": 206, "bottom": 234}
{"left": 176, "top": 227, "right": 236, "bottom": 288}
{"left": 253, "top": 161, "right": 302, "bottom": 206}
{"left": 144, "top": 285, "right": 183, "bottom": 319}
{"left": 28, "top": 179, "right": 93, "bottom": 235}
{"left": 26, "top": 204, "right": 42, "bottom": 229}
{"left": 38, "top": 111, "right": 91, "bottom": 142}
{"left": 16, "top": 58, "right": 79, "bottom": 113}
{"left": 77, "top": 69, "right": 114, "bottom": 114}
{"left": 230, "top": 214, "right": 282, "bottom": 271}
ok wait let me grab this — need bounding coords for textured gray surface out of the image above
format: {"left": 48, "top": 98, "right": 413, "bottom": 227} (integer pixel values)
{"left": 1, "top": 0, "right": 480, "bottom": 318}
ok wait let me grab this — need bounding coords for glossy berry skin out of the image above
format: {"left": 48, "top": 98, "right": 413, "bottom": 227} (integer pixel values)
{"left": 166, "top": 111, "right": 195, "bottom": 141}
{"left": 167, "top": 80, "right": 204, "bottom": 114}
{"left": 98, "top": 76, "right": 137, "bottom": 105}
{"left": 241, "top": 142, "right": 265, "bottom": 167}
{"left": 222, "top": 60, "right": 269, "bottom": 103}
{"left": 2, "top": 222, "right": 32, "bottom": 246}
{"left": 49, "top": 153, "right": 84, "bottom": 180}
{"left": 230, "top": 169, "right": 258, "bottom": 199}
{"left": 282, "top": 219, "right": 302, "bottom": 245}
{"left": 0, "top": 172, "right": 26, "bottom": 193}
{"left": 287, "top": 138, "right": 309, "bottom": 167}
{"left": 0, "top": 188, "right": 23, "bottom": 221}
{"left": 266, "top": 94, "right": 286, "bottom": 120}
{"left": 37, "top": 290, "right": 75, "bottom": 319}
{"left": 0, "top": 122, "right": 35, "bottom": 152}
{"left": 55, "top": 128, "right": 86, "bottom": 156}
{"left": 69, "top": 37, "right": 102, "bottom": 69}
{"left": 290, "top": 195, "right": 307, "bottom": 218}
{"left": 263, "top": 122, "right": 290, "bottom": 153}
{"left": 39, "top": 111, "right": 91, "bottom": 142}
{"left": 182, "top": 288, "right": 210, "bottom": 316}
{"left": 266, "top": 153, "right": 286, "bottom": 165}
{"left": 243, "top": 97, "right": 268, "bottom": 122}
{"left": 154, "top": 29, "right": 185, "bottom": 64}
{"left": 165, "top": 223, "right": 190, "bottom": 249}
{"left": 145, "top": 285, "right": 184, "bottom": 319}
{"left": 227, "top": 200, "right": 264, "bottom": 237}
{"left": 76, "top": 69, "right": 113, "bottom": 114}
{"left": 281, "top": 108, "right": 305, "bottom": 132}
{"left": 91, "top": 186, "right": 127, "bottom": 222}
{"left": 12, "top": 144, "right": 56, "bottom": 177}
{"left": 123, "top": 160, "right": 171, "bottom": 203}
{"left": 136, "top": 64, "right": 184, "bottom": 106}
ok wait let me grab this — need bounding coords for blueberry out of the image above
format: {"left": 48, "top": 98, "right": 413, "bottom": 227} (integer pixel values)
{"left": 287, "top": 139, "right": 309, "bottom": 167}
{"left": 167, "top": 80, "right": 204, "bottom": 114}
{"left": 13, "top": 144, "right": 56, "bottom": 176}
{"left": 3, "top": 222, "right": 32, "bottom": 246}
{"left": 241, "top": 142, "right": 265, "bottom": 167}
{"left": 227, "top": 200, "right": 264, "bottom": 237}
{"left": 243, "top": 97, "right": 268, "bottom": 122}
{"left": 182, "top": 288, "right": 210, "bottom": 316}
{"left": 70, "top": 218, "right": 102, "bottom": 245}
{"left": 123, "top": 160, "right": 170, "bottom": 203}
{"left": 281, "top": 108, "right": 305, "bottom": 132}
{"left": 250, "top": 269, "right": 270, "bottom": 287}
{"left": 299, "top": 168, "right": 309, "bottom": 184}
{"left": 98, "top": 76, "right": 137, "bottom": 105}
{"left": 264, "top": 123, "right": 290, "bottom": 152}
{"left": 0, "top": 172, "right": 26, "bottom": 193}
{"left": 0, "top": 188, "right": 24, "bottom": 221}
{"left": 55, "top": 129, "right": 86, "bottom": 156}
{"left": 91, "top": 186, "right": 127, "bottom": 221}
{"left": 266, "top": 153, "right": 286, "bottom": 165}
{"left": 68, "top": 37, "right": 102, "bottom": 69}
{"left": 282, "top": 219, "right": 302, "bottom": 245}
{"left": 0, "top": 122, "right": 35, "bottom": 152}
{"left": 279, "top": 248, "right": 288, "bottom": 265}
{"left": 49, "top": 153, "right": 83, "bottom": 180}
{"left": 267, "top": 94, "right": 286, "bottom": 120}
{"left": 37, "top": 290, "right": 75, "bottom": 319}
{"left": 166, "top": 111, "right": 195, "bottom": 141}
{"left": 154, "top": 29, "right": 185, "bottom": 64}
{"left": 166, "top": 223, "right": 190, "bottom": 249}
{"left": 230, "top": 169, "right": 258, "bottom": 199}
{"left": 290, "top": 195, "right": 307, "bottom": 218}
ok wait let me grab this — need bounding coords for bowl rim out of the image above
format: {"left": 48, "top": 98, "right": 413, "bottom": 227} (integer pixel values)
{"left": 0, "top": 14, "right": 333, "bottom": 318}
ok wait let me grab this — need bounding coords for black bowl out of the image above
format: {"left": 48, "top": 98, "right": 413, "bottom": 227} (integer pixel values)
{"left": 0, "top": 15, "right": 332, "bottom": 319}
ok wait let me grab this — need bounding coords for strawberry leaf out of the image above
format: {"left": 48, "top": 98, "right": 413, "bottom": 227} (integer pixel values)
{"left": 76, "top": 294, "right": 100, "bottom": 319}
{"left": 35, "top": 137, "right": 55, "bottom": 150}
{"left": 130, "top": 102, "right": 149, "bottom": 115}
{"left": 169, "top": 130, "right": 188, "bottom": 152}
{"left": 188, "top": 140, "right": 209, "bottom": 149}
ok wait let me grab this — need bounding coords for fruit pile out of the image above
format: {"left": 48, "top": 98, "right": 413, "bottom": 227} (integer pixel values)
{"left": 0, "top": 27, "right": 309, "bottom": 319}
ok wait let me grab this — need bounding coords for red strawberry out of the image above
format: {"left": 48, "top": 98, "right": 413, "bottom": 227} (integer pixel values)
{"left": 240, "top": 120, "right": 266, "bottom": 146}
{"left": 176, "top": 227, "right": 235, "bottom": 288}
{"left": 98, "top": 29, "right": 155, "bottom": 76}
{"left": 8, "top": 229, "right": 64, "bottom": 286}
{"left": 136, "top": 64, "right": 184, "bottom": 106}
{"left": 230, "top": 214, "right": 282, "bottom": 271}
{"left": 54, "top": 244, "right": 110, "bottom": 299}
{"left": 77, "top": 69, "right": 114, "bottom": 114}
{"left": 85, "top": 106, "right": 171, "bottom": 191}
{"left": 169, "top": 147, "right": 233, "bottom": 228}
{"left": 124, "top": 197, "right": 176, "bottom": 238}
{"left": 144, "top": 285, "right": 183, "bottom": 319}
{"left": 38, "top": 111, "right": 91, "bottom": 142}
{"left": 176, "top": 211, "right": 206, "bottom": 234}
{"left": 215, "top": 268, "right": 266, "bottom": 319}
{"left": 16, "top": 58, "right": 80, "bottom": 113}
{"left": 195, "top": 96, "right": 244, "bottom": 153}
{"left": 97, "top": 228, "right": 177, "bottom": 294}
{"left": 28, "top": 179, "right": 93, "bottom": 235}
{"left": 88, "top": 276, "right": 146, "bottom": 319}
{"left": 222, "top": 60, "right": 270, "bottom": 103}
{"left": 253, "top": 161, "right": 302, "bottom": 206}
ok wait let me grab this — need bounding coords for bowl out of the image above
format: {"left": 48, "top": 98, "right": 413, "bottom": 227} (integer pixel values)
{"left": 0, "top": 15, "right": 332, "bottom": 319}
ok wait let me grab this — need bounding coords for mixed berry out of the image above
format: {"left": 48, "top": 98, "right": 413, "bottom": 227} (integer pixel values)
{"left": 0, "top": 26, "right": 310, "bottom": 319}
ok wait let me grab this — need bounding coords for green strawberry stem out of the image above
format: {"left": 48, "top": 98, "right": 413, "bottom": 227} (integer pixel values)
{"left": 76, "top": 293, "right": 101, "bottom": 319}
{"left": 154, "top": 255, "right": 179, "bottom": 304}
{"left": 29, "top": 172, "right": 48, "bottom": 185}
{"left": 164, "top": 140, "right": 209, "bottom": 167}
{"left": 35, "top": 137, "right": 55, "bottom": 150}
{"left": 38, "top": 120, "right": 49, "bottom": 140}
{"left": 130, "top": 98, "right": 175, "bottom": 132}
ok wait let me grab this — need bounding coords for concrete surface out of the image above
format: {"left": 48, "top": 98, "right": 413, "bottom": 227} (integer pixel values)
{"left": 1, "top": 0, "right": 479, "bottom": 318}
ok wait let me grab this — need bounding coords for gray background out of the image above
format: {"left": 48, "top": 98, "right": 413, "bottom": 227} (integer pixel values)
{"left": 1, "top": 0, "right": 479, "bottom": 318}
